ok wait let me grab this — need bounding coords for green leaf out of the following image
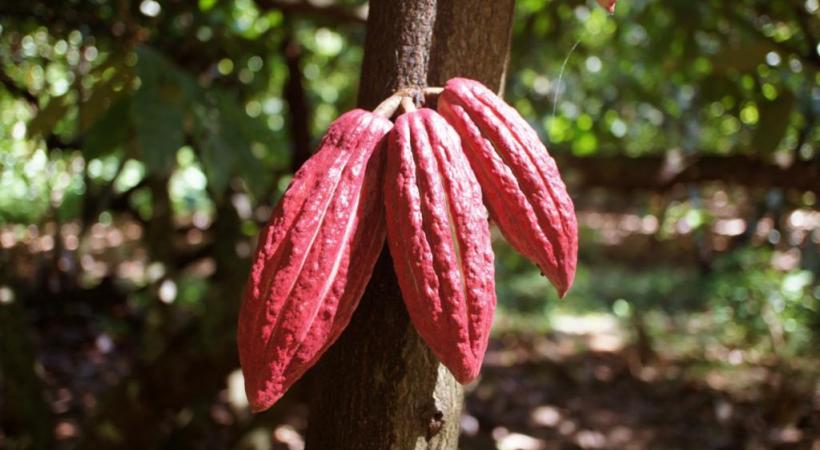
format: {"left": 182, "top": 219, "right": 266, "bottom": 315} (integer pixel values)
{"left": 751, "top": 91, "right": 795, "bottom": 155}
{"left": 28, "top": 54, "right": 133, "bottom": 139}
{"left": 27, "top": 95, "right": 71, "bottom": 138}
{"left": 217, "top": 92, "right": 269, "bottom": 196}
{"left": 83, "top": 97, "right": 131, "bottom": 159}
{"left": 199, "top": 0, "right": 217, "bottom": 11}
{"left": 191, "top": 90, "right": 271, "bottom": 197}
{"left": 79, "top": 56, "right": 134, "bottom": 132}
{"left": 572, "top": 132, "right": 599, "bottom": 156}
{"left": 131, "top": 47, "right": 185, "bottom": 174}
{"left": 710, "top": 42, "right": 774, "bottom": 73}
{"left": 197, "top": 114, "right": 238, "bottom": 196}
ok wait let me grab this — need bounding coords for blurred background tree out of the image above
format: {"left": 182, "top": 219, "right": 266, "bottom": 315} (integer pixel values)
{"left": 0, "top": 0, "right": 817, "bottom": 449}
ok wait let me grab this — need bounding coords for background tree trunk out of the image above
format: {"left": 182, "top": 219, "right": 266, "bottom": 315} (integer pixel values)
{"left": 305, "top": 0, "right": 515, "bottom": 449}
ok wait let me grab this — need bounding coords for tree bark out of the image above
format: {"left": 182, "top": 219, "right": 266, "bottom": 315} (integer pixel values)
{"left": 0, "top": 298, "right": 54, "bottom": 450}
{"left": 427, "top": 0, "right": 515, "bottom": 91}
{"left": 305, "top": 0, "right": 514, "bottom": 449}
{"left": 282, "top": 24, "right": 313, "bottom": 172}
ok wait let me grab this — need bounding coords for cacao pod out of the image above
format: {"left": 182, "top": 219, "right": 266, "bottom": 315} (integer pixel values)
{"left": 384, "top": 108, "right": 496, "bottom": 384}
{"left": 438, "top": 78, "right": 578, "bottom": 297}
{"left": 596, "top": 0, "right": 617, "bottom": 13}
{"left": 238, "top": 109, "right": 391, "bottom": 412}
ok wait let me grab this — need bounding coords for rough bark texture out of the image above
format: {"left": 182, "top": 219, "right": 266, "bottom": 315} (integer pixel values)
{"left": 428, "top": 0, "right": 515, "bottom": 91}
{"left": 356, "top": 0, "right": 437, "bottom": 108}
{"left": 305, "top": 1, "right": 515, "bottom": 449}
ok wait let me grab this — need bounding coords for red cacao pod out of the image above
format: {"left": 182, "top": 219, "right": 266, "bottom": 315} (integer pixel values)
{"left": 438, "top": 78, "right": 578, "bottom": 297}
{"left": 597, "top": 0, "right": 617, "bottom": 13}
{"left": 238, "top": 109, "right": 391, "bottom": 412}
{"left": 384, "top": 108, "right": 496, "bottom": 384}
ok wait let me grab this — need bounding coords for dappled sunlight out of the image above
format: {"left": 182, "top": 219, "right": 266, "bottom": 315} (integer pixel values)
{"left": 462, "top": 328, "right": 817, "bottom": 449}
{"left": 1, "top": 0, "right": 818, "bottom": 448}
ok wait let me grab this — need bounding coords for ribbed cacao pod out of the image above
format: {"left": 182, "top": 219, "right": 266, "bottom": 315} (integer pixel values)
{"left": 238, "top": 109, "right": 391, "bottom": 412}
{"left": 383, "top": 108, "right": 496, "bottom": 384}
{"left": 438, "top": 78, "right": 578, "bottom": 297}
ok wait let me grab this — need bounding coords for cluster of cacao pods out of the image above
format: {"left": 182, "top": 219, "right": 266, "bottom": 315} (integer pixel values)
{"left": 238, "top": 78, "right": 578, "bottom": 412}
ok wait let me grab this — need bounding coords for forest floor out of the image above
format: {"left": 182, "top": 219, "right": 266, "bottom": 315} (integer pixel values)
{"left": 3, "top": 218, "right": 818, "bottom": 449}
{"left": 6, "top": 302, "right": 819, "bottom": 450}
{"left": 458, "top": 316, "right": 819, "bottom": 450}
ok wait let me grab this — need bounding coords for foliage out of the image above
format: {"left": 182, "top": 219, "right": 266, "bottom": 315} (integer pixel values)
{"left": 705, "top": 248, "right": 818, "bottom": 354}
{"left": 0, "top": 0, "right": 817, "bottom": 449}
{"left": 510, "top": 0, "right": 819, "bottom": 160}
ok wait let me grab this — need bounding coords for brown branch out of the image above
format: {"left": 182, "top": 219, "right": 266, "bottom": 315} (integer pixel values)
{"left": 0, "top": 67, "right": 37, "bottom": 106}
{"left": 559, "top": 154, "right": 820, "bottom": 193}
{"left": 720, "top": 3, "right": 820, "bottom": 70}
{"left": 282, "top": 25, "right": 313, "bottom": 172}
{"left": 255, "top": 0, "right": 366, "bottom": 25}
{"left": 792, "top": 6, "right": 818, "bottom": 56}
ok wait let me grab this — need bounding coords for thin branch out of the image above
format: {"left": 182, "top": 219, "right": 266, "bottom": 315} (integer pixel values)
{"left": 282, "top": 23, "right": 313, "bottom": 172}
{"left": 558, "top": 154, "right": 820, "bottom": 193}
{"left": 0, "top": 67, "right": 37, "bottom": 106}
{"left": 255, "top": 0, "right": 367, "bottom": 24}
{"left": 720, "top": 2, "right": 820, "bottom": 70}
{"left": 791, "top": 6, "right": 819, "bottom": 68}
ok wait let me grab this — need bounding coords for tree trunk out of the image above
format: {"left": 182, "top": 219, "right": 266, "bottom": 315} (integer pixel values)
{"left": 305, "top": 1, "right": 514, "bottom": 448}
{"left": 282, "top": 21, "right": 312, "bottom": 172}
{"left": 0, "top": 298, "right": 54, "bottom": 450}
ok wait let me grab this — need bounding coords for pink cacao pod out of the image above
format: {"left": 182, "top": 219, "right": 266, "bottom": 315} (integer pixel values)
{"left": 597, "top": 0, "right": 617, "bottom": 13}
{"left": 438, "top": 78, "right": 578, "bottom": 297}
{"left": 384, "top": 108, "right": 496, "bottom": 384}
{"left": 238, "top": 109, "right": 391, "bottom": 412}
